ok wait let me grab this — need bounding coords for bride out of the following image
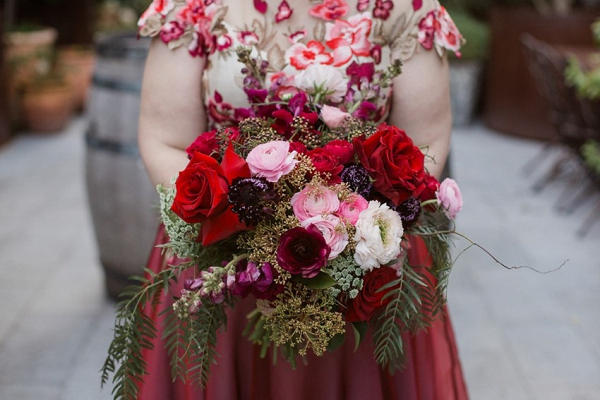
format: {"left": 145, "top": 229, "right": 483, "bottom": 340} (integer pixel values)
{"left": 133, "top": 0, "right": 468, "bottom": 398}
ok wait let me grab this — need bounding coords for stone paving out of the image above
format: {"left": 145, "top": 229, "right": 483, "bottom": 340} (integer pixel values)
{"left": 0, "top": 117, "right": 599, "bottom": 400}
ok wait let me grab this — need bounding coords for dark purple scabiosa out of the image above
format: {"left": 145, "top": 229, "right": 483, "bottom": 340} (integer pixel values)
{"left": 276, "top": 225, "right": 330, "bottom": 279}
{"left": 393, "top": 196, "right": 421, "bottom": 228}
{"left": 228, "top": 177, "right": 277, "bottom": 225}
{"left": 340, "top": 164, "right": 372, "bottom": 198}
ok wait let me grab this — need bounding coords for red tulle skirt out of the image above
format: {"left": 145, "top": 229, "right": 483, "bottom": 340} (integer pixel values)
{"left": 138, "top": 228, "right": 468, "bottom": 400}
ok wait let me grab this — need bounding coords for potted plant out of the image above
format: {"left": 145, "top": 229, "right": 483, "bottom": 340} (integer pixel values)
{"left": 483, "top": 0, "right": 599, "bottom": 141}
{"left": 21, "top": 70, "right": 74, "bottom": 132}
{"left": 56, "top": 44, "right": 96, "bottom": 111}
{"left": 447, "top": 8, "right": 490, "bottom": 126}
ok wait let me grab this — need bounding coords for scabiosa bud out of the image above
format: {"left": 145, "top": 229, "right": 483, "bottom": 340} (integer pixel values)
{"left": 228, "top": 177, "right": 277, "bottom": 226}
{"left": 394, "top": 197, "right": 421, "bottom": 228}
{"left": 341, "top": 164, "right": 372, "bottom": 198}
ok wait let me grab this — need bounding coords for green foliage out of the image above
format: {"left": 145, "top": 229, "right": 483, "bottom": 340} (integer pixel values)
{"left": 101, "top": 267, "right": 179, "bottom": 400}
{"left": 325, "top": 253, "right": 365, "bottom": 298}
{"left": 581, "top": 140, "right": 600, "bottom": 175}
{"left": 446, "top": 8, "right": 490, "bottom": 61}
{"left": 564, "top": 19, "right": 600, "bottom": 101}
{"left": 162, "top": 303, "right": 228, "bottom": 386}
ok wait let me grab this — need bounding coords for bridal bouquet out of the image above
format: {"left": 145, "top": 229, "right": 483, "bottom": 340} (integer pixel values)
{"left": 102, "top": 47, "right": 463, "bottom": 396}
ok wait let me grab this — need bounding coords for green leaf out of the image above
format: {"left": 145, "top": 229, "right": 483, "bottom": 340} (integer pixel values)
{"left": 292, "top": 272, "right": 337, "bottom": 289}
{"left": 351, "top": 321, "right": 368, "bottom": 352}
{"left": 327, "top": 332, "right": 345, "bottom": 353}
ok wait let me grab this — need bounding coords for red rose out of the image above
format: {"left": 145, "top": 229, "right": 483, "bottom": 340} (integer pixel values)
{"left": 418, "top": 173, "right": 440, "bottom": 202}
{"left": 324, "top": 139, "right": 354, "bottom": 165}
{"left": 172, "top": 144, "right": 251, "bottom": 246}
{"left": 307, "top": 147, "right": 343, "bottom": 184}
{"left": 353, "top": 123, "right": 426, "bottom": 206}
{"left": 346, "top": 266, "right": 398, "bottom": 322}
{"left": 186, "top": 130, "right": 219, "bottom": 159}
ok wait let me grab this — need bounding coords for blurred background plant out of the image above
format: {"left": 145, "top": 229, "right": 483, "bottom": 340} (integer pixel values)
{"left": 565, "top": 19, "right": 600, "bottom": 100}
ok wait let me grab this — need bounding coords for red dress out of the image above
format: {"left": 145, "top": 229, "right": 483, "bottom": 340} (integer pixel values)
{"left": 138, "top": 229, "right": 467, "bottom": 400}
{"left": 137, "top": 0, "right": 468, "bottom": 398}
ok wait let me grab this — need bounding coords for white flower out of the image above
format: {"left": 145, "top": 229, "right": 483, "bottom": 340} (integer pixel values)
{"left": 353, "top": 201, "right": 404, "bottom": 271}
{"left": 295, "top": 64, "right": 348, "bottom": 103}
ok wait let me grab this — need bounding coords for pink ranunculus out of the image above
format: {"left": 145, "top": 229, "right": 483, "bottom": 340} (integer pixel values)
{"left": 246, "top": 141, "right": 298, "bottom": 182}
{"left": 321, "top": 105, "right": 351, "bottom": 129}
{"left": 436, "top": 178, "right": 463, "bottom": 219}
{"left": 337, "top": 193, "right": 368, "bottom": 225}
{"left": 291, "top": 185, "right": 340, "bottom": 222}
{"left": 301, "top": 215, "right": 349, "bottom": 259}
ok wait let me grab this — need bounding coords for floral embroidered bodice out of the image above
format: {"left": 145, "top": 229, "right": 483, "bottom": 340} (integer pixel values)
{"left": 139, "top": 0, "right": 462, "bottom": 129}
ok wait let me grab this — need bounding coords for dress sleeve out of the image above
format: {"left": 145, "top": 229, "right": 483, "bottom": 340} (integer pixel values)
{"left": 137, "top": 0, "right": 226, "bottom": 57}
{"left": 380, "top": 0, "right": 464, "bottom": 62}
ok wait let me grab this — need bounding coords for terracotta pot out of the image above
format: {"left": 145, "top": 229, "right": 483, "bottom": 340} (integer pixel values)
{"left": 22, "top": 82, "right": 74, "bottom": 132}
{"left": 483, "top": 7, "right": 597, "bottom": 141}
{"left": 57, "top": 46, "right": 96, "bottom": 111}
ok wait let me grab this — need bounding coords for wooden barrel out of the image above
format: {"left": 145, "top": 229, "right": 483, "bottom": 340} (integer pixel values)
{"left": 85, "top": 33, "right": 158, "bottom": 299}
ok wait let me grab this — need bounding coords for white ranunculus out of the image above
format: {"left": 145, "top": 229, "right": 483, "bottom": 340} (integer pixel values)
{"left": 353, "top": 201, "right": 404, "bottom": 271}
{"left": 295, "top": 64, "right": 348, "bottom": 103}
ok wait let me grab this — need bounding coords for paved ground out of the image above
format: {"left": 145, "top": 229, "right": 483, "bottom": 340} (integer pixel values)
{"left": 0, "top": 117, "right": 599, "bottom": 400}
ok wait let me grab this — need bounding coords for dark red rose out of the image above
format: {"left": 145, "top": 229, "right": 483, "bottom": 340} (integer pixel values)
{"left": 418, "top": 173, "right": 440, "bottom": 202}
{"left": 186, "top": 130, "right": 219, "bottom": 159}
{"left": 276, "top": 225, "right": 330, "bottom": 278}
{"left": 307, "top": 148, "right": 343, "bottom": 184}
{"left": 346, "top": 266, "right": 399, "bottom": 322}
{"left": 324, "top": 139, "right": 355, "bottom": 165}
{"left": 172, "top": 145, "right": 251, "bottom": 246}
{"left": 353, "top": 123, "right": 426, "bottom": 206}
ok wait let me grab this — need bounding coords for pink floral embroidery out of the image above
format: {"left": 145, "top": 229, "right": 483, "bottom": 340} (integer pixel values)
{"left": 356, "top": 0, "right": 369, "bottom": 12}
{"left": 138, "top": 0, "right": 175, "bottom": 26}
{"left": 309, "top": 0, "right": 349, "bottom": 21}
{"left": 159, "top": 21, "right": 185, "bottom": 43}
{"left": 325, "top": 12, "right": 372, "bottom": 67}
{"left": 254, "top": 0, "right": 268, "bottom": 13}
{"left": 267, "top": 71, "right": 298, "bottom": 98}
{"left": 288, "top": 30, "right": 307, "bottom": 44}
{"left": 373, "top": 0, "right": 393, "bottom": 20}
{"left": 418, "top": 6, "right": 463, "bottom": 56}
{"left": 216, "top": 34, "right": 233, "bottom": 51}
{"left": 412, "top": 0, "right": 422, "bottom": 11}
{"left": 286, "top": 40, "right": 334, "bottom": 70}
{"left": 238, "top": 31, "right": 259, "bottom": 45}
{"left": 208, "top": 91, "right": 236, "bottom": 125}
{"left": 275, "top": 0, "right": 293, "bottom": 23}
{"left": 172, "top": 0, "right": 219, "bottom": 55}
{"left": 370, "top": 44, "right": 382, "bottom": 65}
